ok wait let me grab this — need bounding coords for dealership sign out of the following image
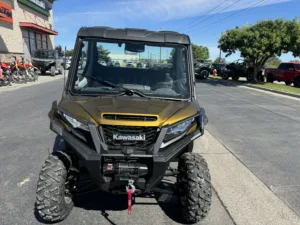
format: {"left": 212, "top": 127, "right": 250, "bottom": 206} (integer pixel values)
{"left": 18, "top": 0, "right": 50, "bottom": 16}
{"left": 0, "top": 2, "right": 13, "bottom": 24}
{"left": 29, "top": 0, "right": 46, "bottom": 9}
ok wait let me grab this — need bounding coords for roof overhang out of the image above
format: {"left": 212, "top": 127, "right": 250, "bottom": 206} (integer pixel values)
{"left": 19, "top": 22, "right": 58, "bottom": 35}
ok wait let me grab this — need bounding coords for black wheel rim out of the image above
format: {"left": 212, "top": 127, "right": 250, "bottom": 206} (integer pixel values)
{"left": 201, "top": 70, "right": 208, "bottom": 78}
{"left": 247, "top": 73, "right": 252, "bottom": 80}
{"left": 64, "top": 179, "right": 75, "bottom": 205}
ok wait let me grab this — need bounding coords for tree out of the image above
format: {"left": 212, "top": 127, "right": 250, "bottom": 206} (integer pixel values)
{"left": 169, "top": 48, "right": 175, "bottom": 58}
{"left": 192, "top": 44, "right": 209, "bottom": 61}
{"left": 167, "top": 48, "right": 176, "bottom": 63}
{"left": 65, "top": 49, "right": 73, "bottom": 57}
{"left": 97, "top": 45, "right": 111, "bottom": 62}
{"left": 265, "top": 56, "right": 281, "bottom": 68}
{"left": 213, "top": 57, "right": 226, "bottom": 64}
{"left": 287, "top": 19, "right": 300, "bottom": 57}
{"left": 55, "top": 45, "right": 63, "bottom": 57}
{"left": 218, "top": 18, "right": 300, "bottom": 82}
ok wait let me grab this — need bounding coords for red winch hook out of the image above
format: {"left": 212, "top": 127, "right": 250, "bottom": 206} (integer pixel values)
{"left": 126, "top": 179, "right": 136, "bottom": 215}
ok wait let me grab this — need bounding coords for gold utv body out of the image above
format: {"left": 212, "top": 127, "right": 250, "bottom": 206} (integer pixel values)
{"left": 55, "top": 94, "right": 199, "bottom": 135}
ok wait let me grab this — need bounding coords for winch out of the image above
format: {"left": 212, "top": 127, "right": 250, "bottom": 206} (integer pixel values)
{"left": 103, "top": 162, "right": 148, "bottom": 179}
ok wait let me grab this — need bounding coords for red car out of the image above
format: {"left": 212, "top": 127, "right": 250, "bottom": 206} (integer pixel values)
{"left": 264, "top": 62, "right": 300, "bottom": 87}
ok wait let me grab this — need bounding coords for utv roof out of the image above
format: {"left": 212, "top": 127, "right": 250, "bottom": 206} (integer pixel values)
{"left": 77, "top": 26, "right": 190, "bottom": 45}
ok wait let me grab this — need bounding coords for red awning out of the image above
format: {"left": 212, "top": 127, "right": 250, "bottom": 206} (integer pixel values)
{"left": 19, "top": 22, "right": 58, "bottom": 35}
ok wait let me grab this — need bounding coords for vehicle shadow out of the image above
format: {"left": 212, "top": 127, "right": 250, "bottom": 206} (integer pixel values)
{"left": 154, "top": 191, "right": 186, "bottom": 224}
{"left": 72, "top": 181, "right": 186, "bottom": 225}
{"left": 196, "top": 77, "right": 248, "bottom": 87}
{"left": 73, "top": 189, "right": 128, "bottom": 225}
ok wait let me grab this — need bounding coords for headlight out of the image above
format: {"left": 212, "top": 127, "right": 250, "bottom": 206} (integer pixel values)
{"left": 60, "top": 112, "right": 89, "bottom": 131}
{"left": 164, "top": 118, "right": 194, "bottom": 142}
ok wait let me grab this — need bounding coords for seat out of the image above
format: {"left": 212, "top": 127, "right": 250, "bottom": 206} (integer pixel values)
{"left": 90, "top": 63, "right": 168, "bottom": 88}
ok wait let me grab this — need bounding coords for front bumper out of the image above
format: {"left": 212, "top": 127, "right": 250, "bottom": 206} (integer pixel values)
{"left": 49, "top": 101, "right": 206, "bottom": 192}
{"left": 32, "top": 61, "right": 55, "bottom": 71}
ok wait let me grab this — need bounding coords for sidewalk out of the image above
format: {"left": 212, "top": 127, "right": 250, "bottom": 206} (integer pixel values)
{"left": 194, "top": 131, "right": 300, "bottom": 225}
{"left": 0, "top": 73, "right": 66, "bottom": 93}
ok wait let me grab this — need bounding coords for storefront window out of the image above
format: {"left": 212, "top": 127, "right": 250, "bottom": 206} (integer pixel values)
{"left": 42, "top": 34, "right": 47, "bottom": 49}
{"left": 29, "top": 31, "right": 36, "bottom": 55}
{"left": 29, "top": 31, "right": 35, "bottom": 39}
{"left": 36, "top": 34, "right": 42, "bottom": 49}
{"left": 21, "top": 29, "right": 49, "bottom": 56}
{"left": 22, "top": 30, "right": 29, "bottom": 38}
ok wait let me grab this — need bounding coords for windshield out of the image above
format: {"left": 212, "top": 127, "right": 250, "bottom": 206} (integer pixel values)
{"left": 71, "top": 39, "right": 190, "bottom": 99}
{"left": 34, "top": 50, "right": 55, "bottom": 59}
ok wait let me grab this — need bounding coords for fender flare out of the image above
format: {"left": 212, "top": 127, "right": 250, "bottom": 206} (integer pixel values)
{"left": 200, "top": 67, "right": 210, "bottom": 72}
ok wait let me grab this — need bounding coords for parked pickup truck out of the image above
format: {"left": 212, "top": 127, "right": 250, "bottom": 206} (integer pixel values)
{"left": 194, "top": 59, "right": 212, "bottom": 79}
{"left": 264, "top": 62, "right": 300, "bottom": 87}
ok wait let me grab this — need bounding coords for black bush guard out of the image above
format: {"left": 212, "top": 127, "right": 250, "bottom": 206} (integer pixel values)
{"left": 49, "top": 101, "right": 207, "bottom": 193}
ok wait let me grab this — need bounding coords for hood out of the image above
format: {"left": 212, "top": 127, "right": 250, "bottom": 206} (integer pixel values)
{"left": 59, "top": 95, "right": 199, "bottom": 127}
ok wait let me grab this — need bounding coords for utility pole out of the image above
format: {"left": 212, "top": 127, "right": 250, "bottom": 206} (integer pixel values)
{"left": 160, "top": 28, "right": 162, "bottom": 63}
{"left": 63, "top": 46, "right": 66, "bottom": 90}
{"left": 219, "top": 32, "right": 223, "bottom": 63}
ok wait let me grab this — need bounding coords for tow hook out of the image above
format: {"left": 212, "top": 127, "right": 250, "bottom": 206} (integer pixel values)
{"left": 126, "top": 179, "right": 136, "bottom": 215}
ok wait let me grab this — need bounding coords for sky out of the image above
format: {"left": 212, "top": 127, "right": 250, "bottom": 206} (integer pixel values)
{"left": 52, "top": 0, "right": 300, "bottom": 62}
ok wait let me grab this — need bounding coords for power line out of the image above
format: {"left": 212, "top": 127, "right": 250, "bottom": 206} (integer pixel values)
{"left": 181, "top": 0, "right": 241, "bottom": 32}
{"left": 188, "top": 0, "right": 269, "bottom": 34}
{"left": 177, "top": 0, "right": 228, "bottom": 32}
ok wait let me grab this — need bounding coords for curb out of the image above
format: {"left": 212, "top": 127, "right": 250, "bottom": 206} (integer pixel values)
{"left": 194, "top": 131, "right": 300, "bottom": 225}
{"left": 206, "top": 78, "right": 300, "bottom": 99}
{"left": 246, "top": 85, "right": 300, "bottom": 99}
{"left": 0, "top": 74, "right": 66, "bottom": 93}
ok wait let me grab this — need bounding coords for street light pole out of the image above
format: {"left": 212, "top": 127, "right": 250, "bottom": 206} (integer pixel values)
{"left": 160, "top": 28, "right": 162, "bottom": 63}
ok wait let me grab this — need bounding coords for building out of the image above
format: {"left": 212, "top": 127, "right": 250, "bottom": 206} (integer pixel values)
{"left": 0, "top": 0, "right": 57, "bottom": 62}
{"left": 109, "top": 54, "right": 139, "bottom": 62}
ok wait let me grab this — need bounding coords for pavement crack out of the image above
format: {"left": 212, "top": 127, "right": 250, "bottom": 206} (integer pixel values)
{"left": 212, "top": 187, "right": 238, "bottom": 225}
{"left": 199, "top": 152, "right": 230, "bottom": 154}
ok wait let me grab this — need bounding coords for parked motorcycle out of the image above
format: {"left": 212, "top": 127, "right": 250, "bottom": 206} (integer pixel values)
{"left": 0, "top": 60, "right": 12, "bottom": 86}
{"left": 11, "top": 56, "right": 39, "bottom": 83}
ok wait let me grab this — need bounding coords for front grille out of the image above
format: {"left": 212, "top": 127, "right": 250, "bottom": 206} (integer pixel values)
{"left": 103, "top": 114, "right": 157, "bottom": 121}
{"left": 102, "top": 125, "right": 158, "bottom": 151}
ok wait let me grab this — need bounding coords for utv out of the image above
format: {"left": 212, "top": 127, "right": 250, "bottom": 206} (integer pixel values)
{"left": 32, "top": 49, "right": 64, "bottom": 76}
{"left": 222, "top": 59, "right": 264, "bottom": 82}
{"left": 35, "top": 27, "right": 212, "bottom": 223}
{"left": 194, "top": 59, "right": 212, "bottom": 79}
